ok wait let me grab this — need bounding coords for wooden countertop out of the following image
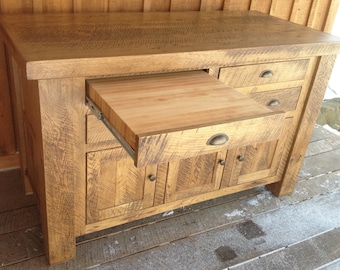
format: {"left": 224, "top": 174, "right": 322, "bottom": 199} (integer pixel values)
{"left": 1, "top": 11, "right": 340, "bottom": 80}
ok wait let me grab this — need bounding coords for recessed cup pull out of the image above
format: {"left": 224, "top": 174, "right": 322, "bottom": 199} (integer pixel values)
{"left": 260, "top": 70, "right": 274, "bottom": 78}
{"left": 267, "top": 99, "right": 280, "bottom": 106}
{"left": 207, "top": 133, "right": 229, "bottom": 146}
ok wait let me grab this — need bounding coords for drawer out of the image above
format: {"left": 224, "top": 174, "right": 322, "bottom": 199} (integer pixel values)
{"left": 219, "top": 60, "right": 309, "bottom": 88}
{"left": 245, "top": 87, "right": 302, "bottom": 112}
{"left": 86, "top": 71, "right": 285, "bottom": 167}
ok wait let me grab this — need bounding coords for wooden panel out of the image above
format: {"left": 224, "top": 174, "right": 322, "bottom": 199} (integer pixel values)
{"left": 219, "top": 60, "right": 309, "bottom": 88}
{"left": 0, "top": 43, "right": 16, "bottom": 155}
{"left": 73, "top": 0, "right": 109, "bottom": 12}
{"left": 109, "top": 0, "right": 143, "bottom": 12}
{"left": 165, "top": 151, "right": 226, "bottom": 203}
{"left": 324, "top": 0, "right": 340, "bottom": 33}
{"left": 223, "top": 0, "right": 251, "bottom": 11}
{"left": 250, "top": 0, "right": 272, "bottom": 13}
{"left": 307, "top": 0, "right": 332, "bottom": 30}
{"left": 270, "top": 0, "right": 294, "bottom": 19}
{"left": 87, "top": 147, "right": 157, "bottom": 223}
{"left": 290, "top": 0, "right": 314, "bottom": 25}
{"left": 7, "top": 57, "right": 32, "bottom": 194}
{"left": 171, "top": 0, "right": 201, "bottom": 11}
{"left": 0, "top": 0, "right": 33, "bottom": 13}
{"left": 32, "top": 0, "right": 73, "bottom": 13}
{"left": 143, "top": 0, "right": 171, "bottom": 11}
{"left": 200, "top": 0, "right": 224, "bottom": 11}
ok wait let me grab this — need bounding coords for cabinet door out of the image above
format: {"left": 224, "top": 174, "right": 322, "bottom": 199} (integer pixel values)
{"left": 86, "top": 147, "right": 157, "bottom": 224}
{"left": 164, "top": 151, "right": 227, "bottom": 203}
{"left": 222, "top": 117, "right": 293, "bottom": 187}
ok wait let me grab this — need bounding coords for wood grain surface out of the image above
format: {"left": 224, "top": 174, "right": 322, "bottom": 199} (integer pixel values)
{"left": 1, "top": 11, "right": 340, "bottom": 80}
{"left": 0, "top": 0, "right": 338, "bottom": 165}
{"left": 87, "top": 70, "right": 285, "bottom": 167}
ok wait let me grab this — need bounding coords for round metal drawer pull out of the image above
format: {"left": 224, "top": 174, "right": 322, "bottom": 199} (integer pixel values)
{"left": 237, "top": 155, "right": 245, "bottom": 162}
{"left": 260, "top": 70, "right": 274, "bottom": 78}
{"left": 207, "top": 133, "right": 229, "bottom": 146}
{"left": 148, "top": 174, "right": 157, "bottom": 181}
{"left": 219, "top": 159, "right": 226, "bottom": 166}
{"left": 267, "top": 99, "right": 280, "bottom": 107}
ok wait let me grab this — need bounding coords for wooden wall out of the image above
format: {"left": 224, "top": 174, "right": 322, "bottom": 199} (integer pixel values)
{"left": 0, "top": 0, "right": 339, "bottom": 168}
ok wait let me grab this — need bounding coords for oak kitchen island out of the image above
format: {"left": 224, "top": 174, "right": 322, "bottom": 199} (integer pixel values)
{"left": 0, "top": 11, "right": 339, "bottom": 265}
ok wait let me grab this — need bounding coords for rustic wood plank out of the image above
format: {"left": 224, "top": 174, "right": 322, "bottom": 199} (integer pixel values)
{"left": 73, "top": 0, "right": 109, "bottom": 12}
{"left": 230, "top": 228, "right": 340, "bottom": 270}
{"left": 0, "top": 205, "right": 40, "bottom": 234}
{"left": 299, "top": 148, "right": 340, "bottom": 178}
{"left": 324, "top": 0, "right": 340, "bottom": 33}
{"left": 223, "top": 0, "right": 251, "bottom": 11}
{"left": 250, "top": 0, "right": 272, "bottom": 14}
{"left": 170, "top": 0, "right": 201, "bottom": 11}
{"left": 290, "top": 0, "right": 314, "bottom": 25}
{"left": 200, "top": 0, "right": 224, "bottom": 11}
{"left": 0, "top": 41, "right": 16, "bottom": 155}
{"left": 0, "top": 225, "right": 43, "bottom": 267}
{"left": 305, "top": 135, "right": 340, "bottom": 157}
{"left": 0, "top": 0, "right": 33, "bottom": 13}
{"left": 307, "top": 0, "right": 331, "bottom": 30}
{"left": 6, "top": 58, "right": 32, "bottom": 194}
{"left": 108, "top": 0, "right": 143, "bottom": 12}
{"left": 269, "top": 0, "right": 294, "bottom": 19}
{"left": 32, "top": 0, "right": 73, "bottom": 13}
{"left": 310, "top": 124, "right": 340, "bottom": 142}
{"left": 143, "top": 0, "right": 171, "bottom": 11}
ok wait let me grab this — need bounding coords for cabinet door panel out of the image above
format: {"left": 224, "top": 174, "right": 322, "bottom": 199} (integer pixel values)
{"left": 223, "top": 117, "right": 293, "bottom": 187}
{"left": 165, "top": 151, "right": 226, "bottom": 203}
{"left": 86, "top": 148, "right": 157, "bottom": 223}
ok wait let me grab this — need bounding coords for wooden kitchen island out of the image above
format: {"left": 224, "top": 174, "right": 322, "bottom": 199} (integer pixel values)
{"left": 1, "top": 11, "right": 339, "bottom": 265}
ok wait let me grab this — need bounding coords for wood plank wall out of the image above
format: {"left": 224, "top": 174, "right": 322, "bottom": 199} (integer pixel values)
{"left": 0, "top": 0, "right": 339, "bottom": 168}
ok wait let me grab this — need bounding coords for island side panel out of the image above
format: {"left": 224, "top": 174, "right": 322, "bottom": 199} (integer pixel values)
{"left": 38, "top": 77, "right": 87, "bottom": 264}
{"left": 267, "top": 55, "right": 337, "bottom": 196}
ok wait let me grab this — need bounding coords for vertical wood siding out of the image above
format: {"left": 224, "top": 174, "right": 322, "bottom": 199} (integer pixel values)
{"left": 0, "top": 0, "right": 339, "bottom": 161}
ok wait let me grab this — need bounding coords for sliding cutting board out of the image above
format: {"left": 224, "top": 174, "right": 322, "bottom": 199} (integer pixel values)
{"left": 87, "top": 71, "right": 285, "bottom": 167}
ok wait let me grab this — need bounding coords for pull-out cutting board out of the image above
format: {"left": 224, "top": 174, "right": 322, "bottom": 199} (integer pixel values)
{"left": 87, "top": 71, "right": 285, "bottom": 167}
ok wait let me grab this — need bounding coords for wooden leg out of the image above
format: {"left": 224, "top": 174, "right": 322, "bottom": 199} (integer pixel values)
{"left": 37, "top": 78, "right": 86, "bottom": 264}
{"left": 267, "top": 55, "right": 336, "bottom": 196}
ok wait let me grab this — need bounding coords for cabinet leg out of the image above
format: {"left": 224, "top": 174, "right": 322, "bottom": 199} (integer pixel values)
{"left": 267, "top": 56, "right": 336, "bottom": 197}
{"left": 37, "top": 78, "right": 86, "bottom": 264}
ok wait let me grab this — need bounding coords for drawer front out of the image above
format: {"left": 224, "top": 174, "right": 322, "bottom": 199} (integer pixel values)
{"left": 136, "top": 112, "right": 284, "bottom": 167}
{"left": 219, "top": 60, "right": 309, "bottom": 88}
{"left": 248, "top": 87, "right": 302, "bottom": 112}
